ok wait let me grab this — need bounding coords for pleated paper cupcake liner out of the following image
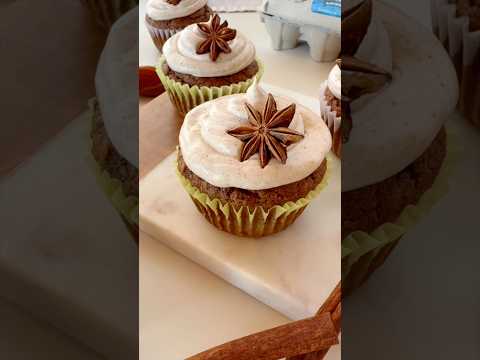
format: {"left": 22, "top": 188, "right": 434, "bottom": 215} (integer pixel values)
{"left": 87, "top": 99, "right": 139, "bottom": 238}
{"left": 341, "top": 127, "right": 460, "bottom": 294}
{"left": 157, "top": 56, "right": 264, "bottom": 118}
{"left": 431, "top": 0, "right": 480, "bottom": 127}
{"left": 319, "top": 81, "right": 342, "bottom": 157}
{"left": 144, "top": 21, "right": 182, "bottom": 53}
{"left": 176, "top": 155, "right": 330, "bottom": 238}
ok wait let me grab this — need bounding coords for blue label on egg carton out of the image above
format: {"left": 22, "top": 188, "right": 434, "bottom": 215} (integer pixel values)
{"left": 312, "top": 0, "right": 341, "bottom": 17}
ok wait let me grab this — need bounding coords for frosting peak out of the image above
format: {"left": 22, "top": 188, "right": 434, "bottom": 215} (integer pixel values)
{"left": 246, "top": 78, "right": 267, "bottom": 109}
{"left": 163, "top": 19, "right": 256, "bottom": 77}
{"left": 146, "top": 0, "right": 207, "bottom": 21}
{"left": 327, "top": 64, "right": 341, "bottom": 99}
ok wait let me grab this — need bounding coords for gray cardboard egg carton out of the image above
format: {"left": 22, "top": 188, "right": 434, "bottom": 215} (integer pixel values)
{"left": 260, "top": 0, "right": 340, "bottom": 62}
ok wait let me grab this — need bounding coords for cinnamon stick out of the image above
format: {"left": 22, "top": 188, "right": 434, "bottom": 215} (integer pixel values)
{"left": 186, "top": 313, "right": 338, "bottom": 360}
{"left": 317, "top": 282, "right": 341, "bottom": 316}
{"left": 288, "top": 282, "right": 342, "bottom": 360}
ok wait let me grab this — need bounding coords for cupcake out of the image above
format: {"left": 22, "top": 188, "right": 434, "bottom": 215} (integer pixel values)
{"left": 340, "top": 1, "right": 458, "bottom": 293}
{"left": 89, "top": 99, "right": 139, "bottom": 239}
{"left": 431, "top": 0, "right": 480, "bottom": 127}
{"left": 92, "top": 8, "right": 139, "bottom": 241}
{"left": 157, "top": 14, "right": 263, "bottom": 117}
{"left": 83, "top": 0, "right": 138, "bottom": 29}
{"left": 145, "top": 0, "right": 212, "bottom": 52}
{"left": 320, "top": 62, "right": 342, "bottom": 157}
{"left": 177, "top": 82, "right": 332, "bottom": 237}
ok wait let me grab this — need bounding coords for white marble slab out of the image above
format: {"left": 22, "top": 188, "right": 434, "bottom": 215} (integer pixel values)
{"left": 139, "top": 85, "right": 341, "bottom": 320}
{"left": 0, "top": 112, "right": 138, "bottom": 359}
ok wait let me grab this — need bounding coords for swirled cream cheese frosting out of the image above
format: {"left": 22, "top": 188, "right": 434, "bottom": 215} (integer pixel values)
{"left": 163, "top": 17, "right": 256, "bottom": 77}
{"left": 327, "top": 64, "right": 341, "bottom": 99}
{"left": 146, "top": 0, "right": 207, "bottom": 21}
{"left": 179, "top": 83, "right": 332, "bottom": 190}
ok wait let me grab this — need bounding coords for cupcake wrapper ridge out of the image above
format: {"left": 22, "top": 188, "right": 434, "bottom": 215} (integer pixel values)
{"left": 145, "top": 21, "right": 182, "bottom": 53}
{"left": 431, "top": 0, "right": 480, "bottom": 127}
{"left": 176, "top": 154, "right": 330, "bottom": 238}
{"left": 88, "top": 99, "right": 139, "bottom": 227}
{"left": 342, "top": 127, "right": 460, "bottom": 294}
{"left": 157, "top": 56, "right": 264, "bottom": 117}
{"left": 319, "top": 81, "right": 342, "bottom": 157}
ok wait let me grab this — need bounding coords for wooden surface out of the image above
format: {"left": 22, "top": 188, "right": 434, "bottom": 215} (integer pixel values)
{"left": 139, "top": 94, "right": 182, "bottom": 179}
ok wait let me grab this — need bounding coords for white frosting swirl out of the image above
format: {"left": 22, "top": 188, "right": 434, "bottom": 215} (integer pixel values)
{"left": 327, "top": 65, "right": 341, "bottom": 99}
{"left": 146, "top": 0, "right": 207, "bottom": 21}
{"left": 163, "top": 19, "right": 256, "bottom": 77}
{"left": 179, "top": 84, "right": 331, "bottom": 190}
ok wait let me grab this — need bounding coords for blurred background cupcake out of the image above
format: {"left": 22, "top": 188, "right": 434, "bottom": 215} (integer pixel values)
{"left": 145, "top": 0, "right": 212, "bottom": 52}
{"left": 91, "top": 8, "right": 140, "bottom": 241}
{"left": 431, "top": 0, "right": 480, "bottom": 128}
{"left": 177, "top": 82, "right": 332, "bottom": 237}
{"left": 82, "top": 0, "right": 139, "bottom": 29}
{"left": 158, "top": 14, "right": 263, "bottom": 117}
{"left": 320, "top": 62, "right": 342, "bottom": 157}
{"left": 341, "top": 0, "right": 458, "bottom": 293}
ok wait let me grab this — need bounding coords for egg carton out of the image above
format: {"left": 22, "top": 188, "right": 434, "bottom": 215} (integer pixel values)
{"left": 260, "top": 0, "right": 341, "bottom": 62}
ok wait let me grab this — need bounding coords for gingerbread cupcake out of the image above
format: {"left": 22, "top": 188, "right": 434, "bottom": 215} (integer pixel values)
{"left": 157, "top": 14, "right": 263, "bottom": 117}
{"left": 92, "top": 8, "right": 139, "bottom": 241}
{"left": 341, "top": 1, "right": 458, "bottom": 293}
{"left": 177, "top": 82, "right": 331, "bottom": 237}
{"left": 320, "top": 63, "right": 342, "bottom": 157}
{"left": 145, "top": 0, "right": 212, "bottom": 52}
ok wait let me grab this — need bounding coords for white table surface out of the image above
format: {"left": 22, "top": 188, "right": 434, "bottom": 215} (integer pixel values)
{"left": 0, "top": 297, "right": 103, "bottom": 360}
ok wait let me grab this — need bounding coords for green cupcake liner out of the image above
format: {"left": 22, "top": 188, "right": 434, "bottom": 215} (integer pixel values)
{"left": 176, "top": 154, "right": 330, "bottom": 238}
{"left": 341, "top": 128, "right": 460, "bottom": 293}
{"left": 157, "top": 56, "right": 264, "bottom": 117}
{"left": 89, "top": 157, "right": 139, "bottom": 226}
{"left": 87, "top": 99, "right": 139, "bottom": 227}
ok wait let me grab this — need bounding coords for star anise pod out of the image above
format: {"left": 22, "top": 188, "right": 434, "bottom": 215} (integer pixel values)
{"left": 166, "top": 0, "right": 182, "bottom": 5}
{"left": 196, "top": 14, "right": 237, "bottom": 62}
{"left": 227, "top": 94, "right": 304, "bottom": 168}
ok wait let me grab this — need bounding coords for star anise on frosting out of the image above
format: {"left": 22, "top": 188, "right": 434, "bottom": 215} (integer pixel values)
{"left": 166, "top": 0, "right": 182, "bottom": 5}
{"left": 227, "top": 94, "right": 304, "bottom": 168}
{"left": 339, "top": 56, "right": 392, "bottom": 143}
{"left": 196, "top": 14, "right": 237, "bottom": 62}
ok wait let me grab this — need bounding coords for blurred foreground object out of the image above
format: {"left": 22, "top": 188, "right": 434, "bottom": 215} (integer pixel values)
{"left": 1, "top": 0, "right": 106, "bottom": 177}
{"left": 82, "top": 0, "right": 139, "bottom": 29}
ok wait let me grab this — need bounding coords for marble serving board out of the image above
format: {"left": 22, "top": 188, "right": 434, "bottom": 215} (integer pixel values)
{"left": 139, "top": 86, "right": 341, "bottom": 320}
{"left": 0, "top": 111, "right": 138, "bottom": 359}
